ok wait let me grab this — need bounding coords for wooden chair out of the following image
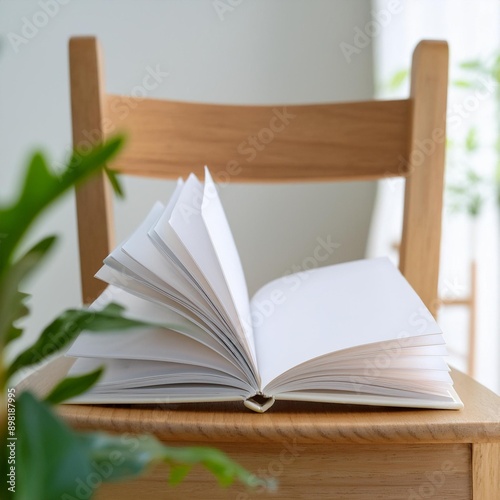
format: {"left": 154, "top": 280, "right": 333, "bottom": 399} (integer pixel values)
{"left": 25, "top": 37, "right": 499, "bottom": 499}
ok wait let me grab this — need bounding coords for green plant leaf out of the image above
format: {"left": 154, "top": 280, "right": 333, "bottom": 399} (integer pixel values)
{"left": 468, "top": 193, "right": 483, "bottom": 217}
{"left": 4, "top": 291, "right": 30, "bottom": 345}
{"left": 104, "top": 167, "right": 124, "bottom": 198}
{"left": 6, "top": 303, "right": 149, "bottom": 381}
{"left": 447, "top": 184, "right": 467, "bottom": 194}
{"left": 78, "top": 432, "right": 275, "bottom": 490}
{"left": 44, "top": 367, "right": 104, "bottom": 405}
{"left": 11, "top": 291, "right": 30, "bottom": 319}
{"left": 0, "top": 135, "right": 124, "bottom": 274}
{"left": 62, "top": 136, "right": 124, "bottom": 190}
{"left": 465, "top": 127, "right": 478, "bottom": 152}
{"left": 5, "top": 325, "right": 23, "bottom": 345}
{"left": 0, "top": 237, "right": 56, "bottom": 351}
{"left": 16, "top": 391, "right": 93, "bottom": 500}
{"left": 466, "top": 169, "right": 482, "bottom": 183}
{"left": 492, "top": 54, "right": 500, "bottom": 83}
{"left": 452, "top": 79, "right": 474, "bottom": 88}
{"left": 168, "top": 464, "right": 193, "bottom": 485}
{"left": 459, "top": 59, "right": 486, "bottom": 71}
{"left": 161, "top": 446, "right": 272, "bottom": 489}
{"left": 387, "top": 68, "right": 409, "bottom": 91}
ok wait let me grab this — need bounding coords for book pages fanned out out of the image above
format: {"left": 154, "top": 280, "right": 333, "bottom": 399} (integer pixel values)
{"left": 66, "top": 168, "right": 463, "bottom": 413}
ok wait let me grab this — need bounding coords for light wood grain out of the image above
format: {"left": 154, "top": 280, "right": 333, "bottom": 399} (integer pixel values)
{"left": 468, "top": 261, "right": 477, "bottom": 376}
{"left": 104, "top": 95, "right": 411, "bottom": 182}
{"left": 70, "top": 37, "right": 115, "bottom": 305}
{"left": 472, "top": 442, "right": 500, "bottom": 499}
{"left": 94, "top": 443, "right": 471, "bottom": 500}
{"left": 438, "top": 260, "right": 477, "bottom": 377}
{"left": 399, "top": 40, "right": 449, "bottom": 317}
{"left": 17, "top": 358, "right": 500, "bottom": 446}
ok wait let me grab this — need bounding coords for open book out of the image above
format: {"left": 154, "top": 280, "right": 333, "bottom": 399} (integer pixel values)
{"left": 66, "top": 168, "right": 463, "bottom": 413}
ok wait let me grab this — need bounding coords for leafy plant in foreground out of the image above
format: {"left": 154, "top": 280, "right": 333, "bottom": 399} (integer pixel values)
{"left": 1, "top": 137, "right": 273, "bottom": 499}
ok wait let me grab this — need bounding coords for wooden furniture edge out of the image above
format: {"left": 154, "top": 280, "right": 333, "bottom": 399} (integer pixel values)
{"left": 69, "top": 36, "right": 114, "bottom": 304}
{"left": 17, "top": 356, "right": 500, "bottom": 445}
{"left": 103, "top": 95, "right": 412, "bottom": 182}
{"left": 400, "top": 40, "right": 449, "bottom": 316}
{"left": 95, "top": 442, "right": 473, "bottom": 500}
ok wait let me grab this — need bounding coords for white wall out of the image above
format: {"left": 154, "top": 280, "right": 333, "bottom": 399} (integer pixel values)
{"left": 0, "top": 0, "right": 376, "bottom": 358}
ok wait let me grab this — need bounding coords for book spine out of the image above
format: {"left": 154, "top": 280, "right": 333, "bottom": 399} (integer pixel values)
{"left": 243, "top": 395, "right": 275, "bottom": 413}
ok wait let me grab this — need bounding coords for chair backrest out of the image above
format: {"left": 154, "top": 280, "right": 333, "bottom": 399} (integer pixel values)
{"left": 69, "top": 37, "right": 448, "bottom": 315}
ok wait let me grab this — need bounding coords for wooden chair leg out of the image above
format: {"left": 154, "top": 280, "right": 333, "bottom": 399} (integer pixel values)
{"left": 472, "top": 442, "right": 500, "bottom": 499}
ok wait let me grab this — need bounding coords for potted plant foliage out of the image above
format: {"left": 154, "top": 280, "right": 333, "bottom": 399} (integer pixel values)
{"left": 1, "top": 136, "right": 272, "bottom": 499}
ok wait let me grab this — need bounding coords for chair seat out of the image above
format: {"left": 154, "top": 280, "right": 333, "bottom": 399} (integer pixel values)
{"left": 17, "top": 358, "right": 500, "bottom": 500}
{"left": 19, "top": 356, "right": 500, "bottom": 499}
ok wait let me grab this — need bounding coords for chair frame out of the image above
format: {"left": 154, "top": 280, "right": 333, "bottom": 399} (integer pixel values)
{"left": 70, "top": 37, "right": 448, "bottom": 317}
{"left": 14, "top": 36, "right": 499, "bottom": 500}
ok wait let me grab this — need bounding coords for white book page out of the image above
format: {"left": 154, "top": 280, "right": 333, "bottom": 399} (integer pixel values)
{"left": 66, "top": 287, "right": 250, "bottom": 383}
{"left": 167, "top": 172, "right": 257, "bottom": 370}
{"left": 68, "top": 358, "right": 254, "bottom": 394}
{"left": 67, "top": 285, "right": 206, "bottom": 350}
{"left": 67, "top": 328, "right": 242, "bottom": 376}
{"left": 121, "top": 199, "right": 218, "bottom": 313}
{"left": 252, "top": 258, "right": 443, "bottom": 390}
{"left": 272, "top": 390, "right": 463, "bottom": 410}
{"left": 106, "top": 200, "right": 193, "bottom": 300}
{"left": 152, "top": 176, "right": 237, "bottom": 329}
{"left": 201, "top": 168, "right": 255, "bottom": 365}
{"left": 85, "top": 276, "right": 257, "bottom": 384}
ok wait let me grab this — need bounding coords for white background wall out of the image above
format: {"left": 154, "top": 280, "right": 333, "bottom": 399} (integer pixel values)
{"left": 0, "top": 0, "right": 376, "bottom": 358}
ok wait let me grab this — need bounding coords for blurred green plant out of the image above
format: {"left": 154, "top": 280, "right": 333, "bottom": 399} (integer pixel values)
{"left": 385, "top": 53, "right": 500, "bottom": 217}
{"left": 385, "top": 68, "right": 409, "bottom": 93}
{"left": 446, "top": 125, "right": 486, "bottom": 217}
{"left": 456, "top": 54, "right": 500, "bottom": 207}
{"left": 1, "top": 137, "right": 272, "bottom": 500}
